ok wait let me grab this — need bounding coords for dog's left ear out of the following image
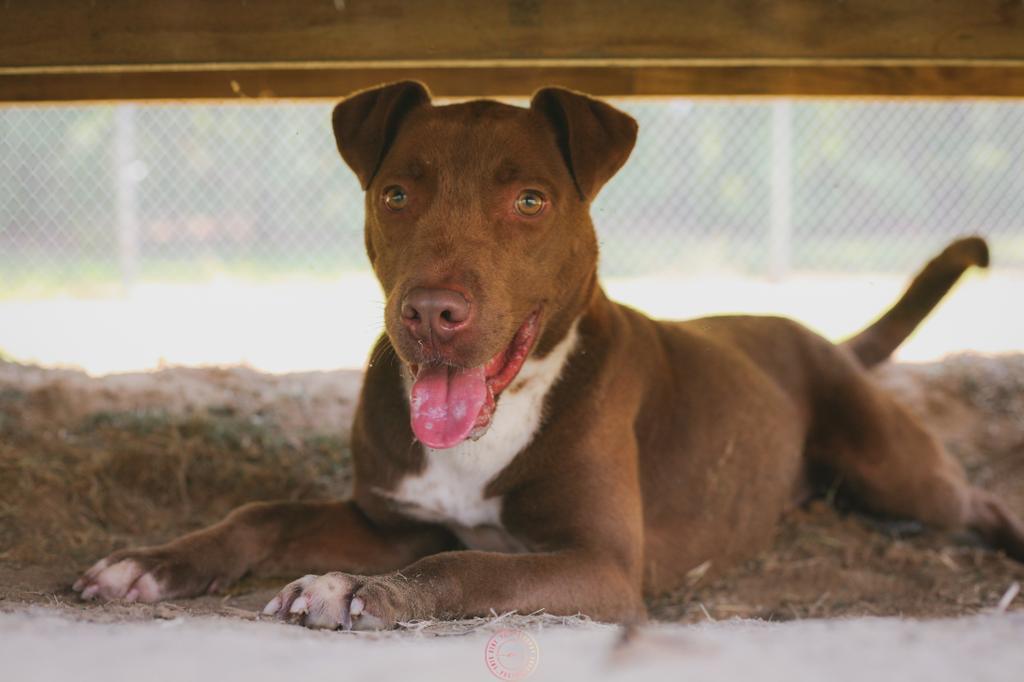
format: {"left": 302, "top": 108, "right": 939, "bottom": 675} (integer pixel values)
{"left": 332, "top": 80, "right": 431, "bottom": 189}
{"left": 530, "top": 87, "right": 638, "bottom": 201}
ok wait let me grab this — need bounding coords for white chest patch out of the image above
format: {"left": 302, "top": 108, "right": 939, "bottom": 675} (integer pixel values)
{"left": 387, "top": 320, "right": 579, "bottom": 546}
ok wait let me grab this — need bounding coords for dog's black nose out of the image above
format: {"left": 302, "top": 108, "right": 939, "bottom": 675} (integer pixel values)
{"left": 401, "top": 288, "right": 472, "bottom": 343}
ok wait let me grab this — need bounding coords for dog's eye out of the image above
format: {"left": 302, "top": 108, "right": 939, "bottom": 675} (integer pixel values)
{"left": 383, "top": 186, "right": 408, "bottom": 211}
{"left": 514, "top": 190, "right": 546, "bottom": 217}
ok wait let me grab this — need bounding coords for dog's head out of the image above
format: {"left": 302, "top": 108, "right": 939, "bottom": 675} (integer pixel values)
{"left": 333, "top": 81, "right": 636, "bottom": 448}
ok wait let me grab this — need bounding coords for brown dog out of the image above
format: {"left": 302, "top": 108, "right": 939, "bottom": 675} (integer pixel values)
{"left": 73, "top": 82, "right": 1024, "bottom": 629}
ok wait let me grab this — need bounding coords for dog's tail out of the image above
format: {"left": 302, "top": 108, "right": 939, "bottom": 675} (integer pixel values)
{"left": 842, "top": 236, "right": 988, "bottom": 368}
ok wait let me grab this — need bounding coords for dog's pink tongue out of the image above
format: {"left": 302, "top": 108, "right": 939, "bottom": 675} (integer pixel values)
{"left": 410, "top": 365, "right": 487, "bottom": 449}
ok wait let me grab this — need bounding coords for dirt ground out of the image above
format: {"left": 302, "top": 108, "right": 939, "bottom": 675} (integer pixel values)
{"left": 1, "top": 355, "right": 1022, "bottom": 626}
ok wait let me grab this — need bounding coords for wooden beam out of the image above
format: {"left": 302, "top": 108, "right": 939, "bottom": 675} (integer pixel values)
{"left": 5, "top": 0, "right": 1024, "bottom": 66}
{"left": 2, "top": 0, "right": 1024, "bottom": 101}
{"left": 5, "top": 65, "right": 1024, "bottom": 102}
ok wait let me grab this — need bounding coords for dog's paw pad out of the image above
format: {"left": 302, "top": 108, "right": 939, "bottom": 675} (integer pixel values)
{"left": 264, "top": 573, "right": 386, "bottom": 630}
{"left": 262, "top": 574, "right": 316, "bottom": 618}
{"left": 124, "top": 572, "right": 162, "bottom": 602}
{"left": 73, "top": 558, "right": 164, "bottom": 603}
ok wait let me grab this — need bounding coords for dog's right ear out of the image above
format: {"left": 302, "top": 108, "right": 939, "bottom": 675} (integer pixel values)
{"left": 332, "top": 81, "right": 431, "bottom": 189}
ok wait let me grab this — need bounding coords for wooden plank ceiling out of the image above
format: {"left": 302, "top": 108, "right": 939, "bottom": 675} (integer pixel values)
{"left": 2, "top": 0, "right": 1023, "bottom": 101}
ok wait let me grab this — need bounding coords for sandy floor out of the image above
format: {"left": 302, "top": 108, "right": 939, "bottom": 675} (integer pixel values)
{"left": 3, "top": 608, "right": 1023, "bottom": 682}
{"left": 2, "top": 353, "right": 1023, "bottom": 680}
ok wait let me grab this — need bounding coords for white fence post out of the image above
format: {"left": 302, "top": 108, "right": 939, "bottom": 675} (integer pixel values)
{"left": 114, "top": 104, "right": 140, "bottom": 292}
{"left": 769, "top": 99, "right": 793, "bottom": 280}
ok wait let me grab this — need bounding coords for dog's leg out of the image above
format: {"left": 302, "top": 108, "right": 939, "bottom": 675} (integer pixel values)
{"left": 266, "top": 432, "right": 649, "bottom": 630}
{"left": 263, "top": 549, "right": 644, "bottom": 630}
{"left": 809, "top": 357, "right": 1024, "bottom": 561}
{"left": 72, "top": 500, "right": 454, "bottom": 602}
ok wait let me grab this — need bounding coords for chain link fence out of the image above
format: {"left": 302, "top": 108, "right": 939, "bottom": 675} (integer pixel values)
{"left": 2, "top": 99, "right": 1024, "bottom": 298}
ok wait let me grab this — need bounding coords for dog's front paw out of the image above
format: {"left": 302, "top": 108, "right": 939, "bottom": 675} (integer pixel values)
{"left": 262, "top": 572, "right": 408, "bottom": 631}
{"left": 72, "top": 546, "right": 231, "bottom": 603}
